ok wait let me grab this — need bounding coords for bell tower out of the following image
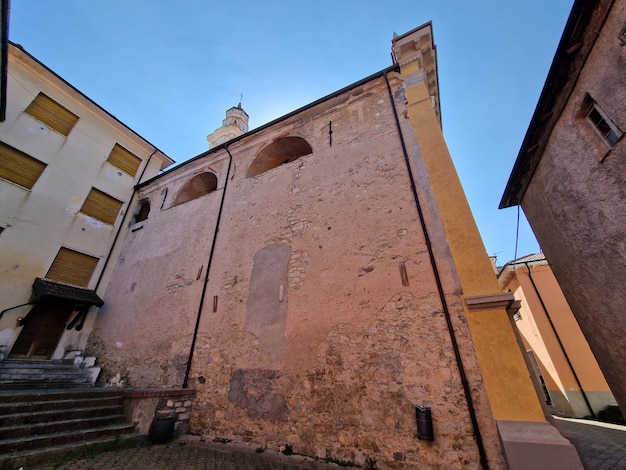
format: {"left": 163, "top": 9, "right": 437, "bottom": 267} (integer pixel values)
{"left": 207, "top": 102, "right": 249, "bottom": 149}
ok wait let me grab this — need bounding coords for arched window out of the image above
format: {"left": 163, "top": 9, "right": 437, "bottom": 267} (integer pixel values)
{"left": 174, "top": 172, "right": 218, "bottom": 206}
{"left": 247, "top": 136, "right": 313, "bottom": 178}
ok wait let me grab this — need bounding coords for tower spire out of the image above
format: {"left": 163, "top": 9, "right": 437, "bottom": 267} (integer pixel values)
{"left": 206, "top": 102, "right": 249, "bottom": 149}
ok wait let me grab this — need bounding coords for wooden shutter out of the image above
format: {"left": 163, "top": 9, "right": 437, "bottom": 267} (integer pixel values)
{"left": 46, "top": 247, "right": 99, "bottom": 287}
{"left": 24, "top": 92, "right": 79, "bottom": 136}
{"left": 0, "top": 142, "right": 47, "bottom": 189}
{"left": 80, "top": 188, "right": 123, "bottom": 225}
{"left": 106, "top": 143, "right": 141, "bottom": 176}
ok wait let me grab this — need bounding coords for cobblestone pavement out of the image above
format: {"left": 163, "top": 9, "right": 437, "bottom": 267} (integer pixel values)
{"left": 553, "top": 417, "right": 626, "bottom": 470}
{"left": 32, "top": 436, "right": 356, "bottom": 470}
{"left": 27, "top": 418, "right": 626, "bottom": 470}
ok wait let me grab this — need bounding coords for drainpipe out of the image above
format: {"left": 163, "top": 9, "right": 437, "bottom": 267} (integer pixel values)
{"left": 183, "top": 146, "right": 233, "bottom": 388}
{"left": 0, "top": 0, "right": 10, "bottom": 122}
{"left": 2, "top": 146, "right": 156, "bottom": 321}
{"left": 61, "top": 151, "right": 157, "bottom": 343}
{"left": 384, "top": 73, "right": 489, "bottom": 469}
{"left": 94, "top": 150, "right": 157, "bottom": 293}
{"left": 524, "top": 262, "right": 596, "bottom": 418}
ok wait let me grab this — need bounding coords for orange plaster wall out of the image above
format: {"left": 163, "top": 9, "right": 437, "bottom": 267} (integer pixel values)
{"left": 506, "top": 264, "right": 612, "bottom": 394}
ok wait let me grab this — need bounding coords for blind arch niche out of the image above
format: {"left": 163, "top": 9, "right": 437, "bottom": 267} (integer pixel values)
{"left": 174, "top": 172, "right": 218, "bottom": 206}
{"left": 247, "top": 136, "right": 312, "bottom": 178}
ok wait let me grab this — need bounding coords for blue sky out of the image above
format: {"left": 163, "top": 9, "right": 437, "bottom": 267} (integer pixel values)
{"left": 9, "top": 1, "right": 574, "bottom": 265}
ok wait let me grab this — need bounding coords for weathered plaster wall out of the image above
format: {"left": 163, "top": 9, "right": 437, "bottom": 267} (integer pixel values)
{"left": 522, "top": 2, "right": 626, "bottom": 412}
{"left": 0, "top": 45, "right": 170, "bottom": 359}
{"left": 94, "top": 73, "right": 502, "bottom": 467}
{"left": 89, "top": 159, "right": 227, "bottom": 387}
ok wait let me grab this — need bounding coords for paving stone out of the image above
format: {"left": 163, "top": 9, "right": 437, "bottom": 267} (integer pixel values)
{"left": 31, "top": 436, "right": 353, "bottom": 469}
{"left": 553, "top": 416, "right": 626, "bottom": 470}
{"left": 29, "top": 418, "right": 626, "bottom": 470}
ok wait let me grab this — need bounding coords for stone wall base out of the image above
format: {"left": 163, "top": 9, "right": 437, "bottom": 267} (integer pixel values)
{"left": 122, "top": 388, "right": 195, "bottom": 436}
{"left": 548, "top": 389, "right": 619, "bottom": 418}
{"left": 497, "top": 420, "right": 584, "bottom": 470}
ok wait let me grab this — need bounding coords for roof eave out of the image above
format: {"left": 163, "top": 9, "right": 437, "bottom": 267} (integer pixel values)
{"left": 9, "top": 41, "right": 175, "bottom": 169}
{"left": 499, "top": 0, "right": 613, "bottom": 209}
{"left": 139, "top": 63, "right": 400, "bottom": 188}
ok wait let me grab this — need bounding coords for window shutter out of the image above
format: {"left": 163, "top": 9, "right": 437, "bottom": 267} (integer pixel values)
{"left": 80, "top": 188, "right": 123, "bottom": 225}
{"left": 24, "top": 93, "right": 79, "bottom": 136}
{"left": 0, "top": 142, "right": 47, "bottom": 189}
{"left": 46, "top": 247, "right": 99, "bottom": 287}
{"left": 106, "top": 143, "right": 141, "bottom": 177}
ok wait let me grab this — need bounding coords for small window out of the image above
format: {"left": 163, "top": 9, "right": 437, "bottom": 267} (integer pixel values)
{"left": 582, "top": 95, "right": 623, "bottom": 148}
{"left": 80, "top": 188, "right": 123, "bottom": 225}
{"left": 134, "top": 199, "right": 150, "bottom": 223}
{"left": 46, "top": 247, "right": 99, "bottom": 287}
{"left": 24, "top": 92, "right": 79, "bottom": 136}
{"left": 106, "top": 143, "right": 142, "bottom": 177}
{"left": 0, "top": 141, "right": 47, "bottom": 189}
{"left": 247, "top": 136, "right": 313, "bottom": 178}
{"left": 174, "top": 172, "right": 218, "bottom": 205}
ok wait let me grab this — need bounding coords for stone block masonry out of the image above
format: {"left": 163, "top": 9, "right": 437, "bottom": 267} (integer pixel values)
{"left": 94, "top": 68, "right": 504, "bottom": 468}
{"left": 122, "top": 389, "right": 195, "bottom": 436}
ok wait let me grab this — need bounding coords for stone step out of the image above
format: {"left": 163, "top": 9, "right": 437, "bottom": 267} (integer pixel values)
{"left": 0, "top": 413, "right": 128, "bottom": 439}
{"left": 0, "top": 388, "right": 139, "bottom": 468}
{"left": 0, "top": 388, "right": 123, "bottom": 403}
{"left": 0, "top": 359, "right": 78, "bottom": 369}
{"left": 0, "top": 367, "right": 87, "bottom": 378}
{"left": 0, "top": 361, "right": 93, "bottom": 373}
{"left": 0, "top": 379, "right": 93, "bottom": 390}
{"left": 0, "top": 374, "right": 94, "bottom": 382}
{"left": 0, "top": 395, "right": 122, "bottom": 414}
{"left": 0, "top": 368, "right": 87, "bottom": 378}
{"left": 0, "top": 404, "right": 124, "bottom": 427}
{"left": 0, "top": 433, "right": 144, "bottom": 468}
{"left": 0, "top": 359, "right": 100, "bottom": 389}
{"left": 0, "top": 422, "right": 137, "bottom": 454}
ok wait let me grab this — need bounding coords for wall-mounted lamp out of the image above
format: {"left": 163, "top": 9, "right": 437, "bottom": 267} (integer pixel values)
{"left": 415, "top": 405, "right": 434, "bottom": 441}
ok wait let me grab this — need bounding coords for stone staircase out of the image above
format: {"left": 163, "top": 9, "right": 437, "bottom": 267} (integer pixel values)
{"left": 0, "top": 358, "right": 100, "bottom": 389}
{"left": 0, "top": 388, "right": 140, "bottom": 466}
{"left": 0, "top": 359, "right": 141, "bottom": 466}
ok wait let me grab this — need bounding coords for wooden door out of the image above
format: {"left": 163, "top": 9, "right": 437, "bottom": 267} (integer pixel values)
{"left": 9, "top": 300, "right": 73, "bottom": 359}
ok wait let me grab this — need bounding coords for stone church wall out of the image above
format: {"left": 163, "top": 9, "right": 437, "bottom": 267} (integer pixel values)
{"left": 90, "top": 73, "right": 496, "bottom": 468}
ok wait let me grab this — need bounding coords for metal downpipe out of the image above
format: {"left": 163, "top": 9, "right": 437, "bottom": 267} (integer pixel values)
{"left": 384, "top": 72, "right": 489, "bottom": 469}
{"left": 183, "top": 146, "right": 234, "bottom": 388}
{"left": 525, "top": 262, "right": 596, "bottom": 418}
{"left": 94, "top": 150, "right": 157, "bottom": 293}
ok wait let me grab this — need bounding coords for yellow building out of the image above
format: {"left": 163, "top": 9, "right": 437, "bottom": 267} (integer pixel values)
{"left": 498, "top": 253, "right": 618, "bottom": 419}
{"left": 392, "top": 25, "right": 584, "bottom": 469}
{"left": 0, "top": 42, "right": 173, "bottom": 364}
